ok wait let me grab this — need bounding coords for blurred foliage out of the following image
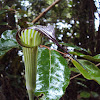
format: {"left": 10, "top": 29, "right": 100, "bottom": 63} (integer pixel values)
{"left": 0, "top": 30, "right": 19, "bottom": 57}
{"left": 0, "top": 0, "right": 100, "bottom": 100}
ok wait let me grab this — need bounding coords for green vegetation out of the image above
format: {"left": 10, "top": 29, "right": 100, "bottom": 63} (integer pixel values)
{"left": 0, "top": 0, "right": 100, "bottom": 100}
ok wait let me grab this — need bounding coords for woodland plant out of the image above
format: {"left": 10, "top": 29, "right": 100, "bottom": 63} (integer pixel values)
{"left": 16, "top": 25, "right": 59, "bottom": 99}
{"left": 0, "top": 0, "right": 100, "bottom": 100}
{"left": 0, "top": 25, "right": 100, "bottom": 100}
{"left": 16, "top": 25, "right": 78, "bottom": 99}
{"left": 16, "top": 25, "right": 100, "bottom": 100}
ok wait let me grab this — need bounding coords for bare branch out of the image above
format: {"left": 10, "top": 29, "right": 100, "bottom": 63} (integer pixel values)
{"left": 96, "top": 63, "right": 100, "bottom": 67}
{"left": 40, "top": 45, "right": 71, "bottom": 59}
{"left": 70, "top": 73, "right": 82, "bottom": 80}
{"left": 32, "top": 0, "right": 62, "bottom": 24}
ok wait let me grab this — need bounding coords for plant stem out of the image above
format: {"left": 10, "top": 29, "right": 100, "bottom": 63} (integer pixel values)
{"left": 23, "top": 47, "right": 38, "bottom": 100}
{"left": 27, "top": 90, "right": 34, "bottom": 100}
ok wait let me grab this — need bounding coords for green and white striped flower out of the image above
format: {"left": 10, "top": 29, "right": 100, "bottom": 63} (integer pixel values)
{"left": 16, "top": 28, "right": 42, "bottom": 47}
{"left": 16, "top": 28, "right": 42, "bottom": 100}
{"left": 16, "top": 25, "right": 56, "bottom": 100}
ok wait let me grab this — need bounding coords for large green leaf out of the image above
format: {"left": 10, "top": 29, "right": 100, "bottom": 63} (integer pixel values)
{"left": 72, "top": 59, "right": 100, "bottom": 84}
{"left": 0, "top": 30, "right": 19, "bottom": 56}
{"left": 70, "top": 51, "right": 100, "bottom": 62}
{"left": 35, "top": 48, "right": 70, "bottom": 100}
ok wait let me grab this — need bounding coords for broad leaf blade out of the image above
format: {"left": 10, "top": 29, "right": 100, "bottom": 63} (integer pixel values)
{"left": 72, "top": 59, "right": 100, "bottom": 84}
{"left": 0, "top": 30, "right": 19, "bottom": 56}
{"left": 35, "top": 48, "right": 70, "bottom": 99}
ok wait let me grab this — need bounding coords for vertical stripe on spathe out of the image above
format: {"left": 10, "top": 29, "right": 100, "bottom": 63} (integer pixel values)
{"left": 20, "top": 29, "right": 41, "bottom": 47}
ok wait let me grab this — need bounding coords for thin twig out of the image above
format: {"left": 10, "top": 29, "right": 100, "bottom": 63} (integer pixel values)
{"left": 32, "top": 0, "right": 62, "bottom": 24}
{"left": 70, "top": 73, "right": 82, "bottom": 80}
{"left": 96, "top": 63, "right": 100, "bottom": 67}
{"left": 40, "top": 45, "right": 71, "bottom": 59}
{"left": 40, "top": 45, "right": 66, "bottom": 55}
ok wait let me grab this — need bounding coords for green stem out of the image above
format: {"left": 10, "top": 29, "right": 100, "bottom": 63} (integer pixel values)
{"left": 23, "top": 47, "right": 38, "bottom": 100}
{"left": 27, "top": 90, "right": 34, "bottom": 100}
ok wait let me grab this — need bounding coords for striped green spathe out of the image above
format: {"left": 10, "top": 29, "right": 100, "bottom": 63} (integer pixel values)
{"left": 20, "top": 29, "right": 41, "bottom": 47}
{"left": 19, "top": 29, "right": 42, "bottom": 100}
{"left": 23, "top": 47, "right": 38, "bottom": 100}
